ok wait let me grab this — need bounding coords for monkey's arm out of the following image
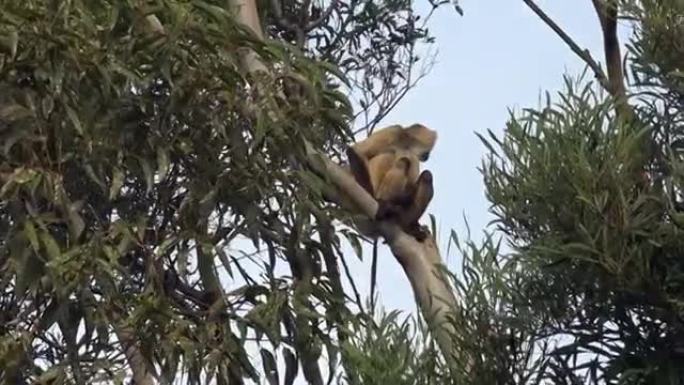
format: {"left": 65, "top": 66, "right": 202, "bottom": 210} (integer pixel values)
{"left": 346, "top": 147, "right": 374, "bottom": 196}
{"left": 350, "top": 125, "right": 402, "bottom": 158}
{"left": 399, "top": 170, "right": 434, "bottom": 241}
{"left": 374, "top": 157, "right": 414, "bottom": 220}
{"left": 347, "top": 147, "right": 396, "bottom": 198}
{"left": 404, "top": 170, "right": 433, "bottom": 224}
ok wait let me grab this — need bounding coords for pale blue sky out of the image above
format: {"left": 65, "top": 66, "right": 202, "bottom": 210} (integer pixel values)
{"left": 349, "top": 0, "right": 630, "bottom": 314}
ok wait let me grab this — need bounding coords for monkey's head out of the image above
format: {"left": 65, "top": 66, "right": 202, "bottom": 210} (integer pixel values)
{"left": 404, "top": 124, "right": 437, "bottom": 161}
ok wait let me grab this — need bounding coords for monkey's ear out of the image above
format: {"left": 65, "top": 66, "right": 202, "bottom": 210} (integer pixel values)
{"left": 346, "top": 147, "right": 375, "bottom": 196}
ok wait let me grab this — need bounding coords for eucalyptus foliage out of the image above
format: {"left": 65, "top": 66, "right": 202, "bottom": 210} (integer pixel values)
{"left": 459, "top": 1, "right": 684, "bottom": 383}
{"left": 0, "top": 0, "right": 450, "bottom": 382}
{"left": 0, "top": 1, "right": 352, "bottom": 383}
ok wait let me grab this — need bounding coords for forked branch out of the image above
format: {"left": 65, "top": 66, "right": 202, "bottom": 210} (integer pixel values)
{"left": 522, "top": 0, "right": 611, "bottom": 91}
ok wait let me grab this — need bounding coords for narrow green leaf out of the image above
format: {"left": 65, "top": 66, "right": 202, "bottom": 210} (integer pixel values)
{"left": 139, "top": 157, "right": 154, "bottom": 194}
{"left": 83, "top": 164, "right": 105, "bottom": 191}
{"left": 109, "top": 168, "right": 124, "bottom": 200}
{"left": 24, "top": 221, "right": 39, "bottom": 252}
{"left": 14, "top": 249, "right": 40, "bottom": 297}
{"left": 215, "top": 246, "right": 233, "bottom": 279}
{"left": 260, "top": 349, "right": 278, "bottom": 385}
{"left": 64, "top": 105, "right": 84, "bottom": 135}
{"left": 66, "top": 202, "right": 85, "bottom": 240}
{"left": 283, "top": 348, "right": 298, "bottom": 385}
{"left": 157, "top": 236, "right": 178, "bottom": 257}
{"left": 0, "top": 30, "right": 18, "bottom": 58}
{"left": 343, "top": 230, "right": 363, "bottom": 261}
{"left": 40, "top": 231, "right": 61, "bottom": 260}
{"left": 0, "top": 104, "right": 31, "bottom": 121}
{"left": 157, "top": 148, "right": 170, "bottom": 181}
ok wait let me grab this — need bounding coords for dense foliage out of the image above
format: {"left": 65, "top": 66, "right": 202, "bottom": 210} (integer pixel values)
{"left": 460, "top": 1, "right": 684, "bottom": 383}
{"left": 4, "top": 0, "right": 684, "bottom": 384}
{"left": 0, "top": 0, "right": 448, "bottom": 383}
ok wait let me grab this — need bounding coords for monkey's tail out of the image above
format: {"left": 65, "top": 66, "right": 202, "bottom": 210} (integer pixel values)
{"left": 369, "top": 238, "right": 378, "bottom": 313}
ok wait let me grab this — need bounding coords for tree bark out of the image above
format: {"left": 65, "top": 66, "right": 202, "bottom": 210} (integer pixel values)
{"left": 115, "top": 320, "right": 157, "bottom": 385}
{"left": 591, "top": 0, "right": 625, "bottom": 100}
{"left": 229, "top": 0, "right": 269, "bottom": 74}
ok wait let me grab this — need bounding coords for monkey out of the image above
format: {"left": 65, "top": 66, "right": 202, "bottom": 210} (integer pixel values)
{"left": 330, "top": 124, "right": 436, "bottom": 310}
{"left": 347, "top": 124, "right": 436, "bottom": 195}
{"left": 346, "top": 123, "right": 437, "bottom": 241}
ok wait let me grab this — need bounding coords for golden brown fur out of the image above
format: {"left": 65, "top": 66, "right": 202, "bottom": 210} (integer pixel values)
{"left": 346, "top": 124, "right": 437, "bottom": 240}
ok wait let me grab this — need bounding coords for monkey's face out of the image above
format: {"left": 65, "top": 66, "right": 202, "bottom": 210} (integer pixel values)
{"left": 404, "top": 124, "right": 437, "bottom": 159}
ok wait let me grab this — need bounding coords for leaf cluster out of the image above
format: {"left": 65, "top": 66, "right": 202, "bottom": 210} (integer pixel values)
{"left": 0, "top": 1, "right": 358, "bottom": 383}
{"left": 476, "top": 43, "right": 684, "bottom": 385}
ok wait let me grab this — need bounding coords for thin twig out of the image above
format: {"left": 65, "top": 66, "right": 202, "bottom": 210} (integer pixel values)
{"left": 339, "top": 241, "right": 366, "bottom": 313}
{"left": 522, "top": 0, "right": 611, "bottom": 92}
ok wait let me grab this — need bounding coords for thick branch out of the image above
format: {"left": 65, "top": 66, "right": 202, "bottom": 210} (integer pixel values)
{"left": 229, "top": 0, "right": 269, "bottom": 74}
{"left": 592, "top": 0, "right": 634, "bottom": 120}
{"left": 114, "top": 320, "right": 157, "bottom": 385}
{"left": 591, "top": 0, "right": 626, "bottom": 99}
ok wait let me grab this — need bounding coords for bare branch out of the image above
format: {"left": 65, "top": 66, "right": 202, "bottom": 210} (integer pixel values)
{"left": 230, "top": 0, "right": 269, "bottom": 73}
{"left": 522, "top": 0, "right": 611, "bottom": 92}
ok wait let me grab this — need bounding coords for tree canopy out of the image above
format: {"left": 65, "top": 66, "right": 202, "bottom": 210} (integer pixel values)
{"left": 0, "top": 0, "right": 452, "bottom": 384}
{"left": 2, "top": 0, "right": 684, "bottom": 385}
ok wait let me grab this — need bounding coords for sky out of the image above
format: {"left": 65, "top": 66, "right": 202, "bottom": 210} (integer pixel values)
{"left": 345, "top": 0, "right": 627, "bottom": 315}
